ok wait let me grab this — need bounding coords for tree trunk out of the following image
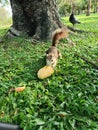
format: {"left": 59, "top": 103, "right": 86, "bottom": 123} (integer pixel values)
{"left": 9, "top": 0, "right": 63, "bottom": 41}
{"left": 86, "top": 0, "right": 91, "bottom": 16}
{"left": 93, "top": 0, "right": 98, "bottom": 13}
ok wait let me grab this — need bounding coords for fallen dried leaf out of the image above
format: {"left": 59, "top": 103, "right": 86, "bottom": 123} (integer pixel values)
{"left": 15, "top": 87, "right": 26, "bottom": 92}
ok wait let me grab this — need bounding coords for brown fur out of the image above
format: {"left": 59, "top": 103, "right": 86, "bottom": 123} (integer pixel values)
{"left": 46, "top": 28, "right": 68, "bottom": 67}
{"left": 46, "top": 46, "right": 60, "bottom": 68}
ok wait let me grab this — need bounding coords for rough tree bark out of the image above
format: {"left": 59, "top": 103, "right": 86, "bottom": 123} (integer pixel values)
{"left": 8, "top": 0, "right": 63, "bottom": 41}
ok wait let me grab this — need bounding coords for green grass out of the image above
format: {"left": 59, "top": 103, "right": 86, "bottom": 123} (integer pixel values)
{"left": 0, "top": 13, "right": 98, "bottom": 130}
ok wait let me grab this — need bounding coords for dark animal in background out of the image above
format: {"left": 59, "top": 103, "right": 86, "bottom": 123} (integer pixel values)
{"left": 69, "top": 12, "right": 81, "bottom": 26}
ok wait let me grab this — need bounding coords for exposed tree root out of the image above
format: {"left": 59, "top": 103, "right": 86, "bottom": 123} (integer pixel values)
{"left": 0, "top": 25, "right": 95, "bottom": 44}
{"left": 67, "top": 26, "right": 88, "bottom": 33}
{"left": 66, "top": 37, "right": 76, "bottom": 46}
{"left": 67, "top": 25, "right": 97, "bottom": 34}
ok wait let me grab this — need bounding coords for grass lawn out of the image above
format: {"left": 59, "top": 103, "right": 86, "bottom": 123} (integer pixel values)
{"left": 0, "top": 13, "right": 98, "bottom": 130}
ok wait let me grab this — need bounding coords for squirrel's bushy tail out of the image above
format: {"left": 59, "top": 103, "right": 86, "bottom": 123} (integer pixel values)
{"left": 52, "top": 28, "right": 69, "bottom": 46}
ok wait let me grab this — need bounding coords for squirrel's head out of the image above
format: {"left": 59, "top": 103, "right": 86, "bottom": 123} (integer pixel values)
{"left": 46, "top": 53, "right": 57, "bottom": 67}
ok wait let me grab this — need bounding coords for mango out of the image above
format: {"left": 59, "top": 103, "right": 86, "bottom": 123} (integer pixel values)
{"left": 37, "top": 66, "right": 54, "bottom": 79}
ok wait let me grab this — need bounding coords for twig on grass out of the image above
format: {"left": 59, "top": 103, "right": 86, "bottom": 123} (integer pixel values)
{"left": 75, "top": 53, "right": 98, "bottom": 69}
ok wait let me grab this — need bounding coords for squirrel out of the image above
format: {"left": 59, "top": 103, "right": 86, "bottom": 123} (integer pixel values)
{"left": 46, "top": 27, "right": 69, "bottom": 68}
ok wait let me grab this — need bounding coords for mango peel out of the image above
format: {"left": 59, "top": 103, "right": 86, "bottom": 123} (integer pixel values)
{"left": 37, "top": 66, "right": 54, "bottom": 79}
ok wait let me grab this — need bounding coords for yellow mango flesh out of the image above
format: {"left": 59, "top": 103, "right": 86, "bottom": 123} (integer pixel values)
{"left": 37, "top": 66, "right": 54, "bottom": 79}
